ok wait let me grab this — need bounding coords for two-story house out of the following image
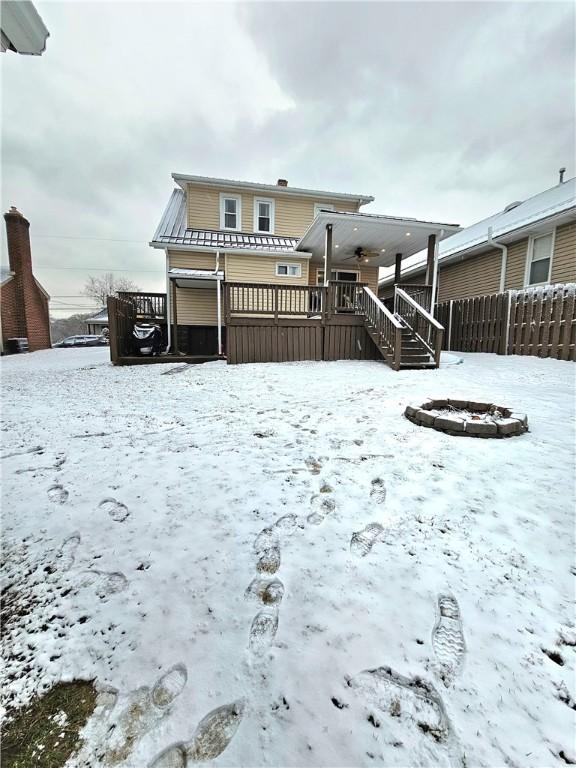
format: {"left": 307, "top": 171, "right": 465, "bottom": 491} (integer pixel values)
{"left": 149, "top": 174, "right": 459, "bottom": 369}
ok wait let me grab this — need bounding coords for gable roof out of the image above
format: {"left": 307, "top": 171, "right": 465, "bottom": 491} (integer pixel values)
{"left": 172, "top": 173, "right": 374, "bottom": 205}
{"left": 150, "top": 189, "right": 303, "bottom": 252}
{"left": 380, "top": 177, "right": 576, "bottom": 285}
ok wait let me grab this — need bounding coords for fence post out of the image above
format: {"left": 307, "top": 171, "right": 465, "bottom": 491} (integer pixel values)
{"left": 499, "top": 290, "right": 513, "bottom": 355}
{"left": 107, "top": 296, "right": 118, "bottom": 364}
{"left": 448, "top": 300, "right": 453, "bottom": 351}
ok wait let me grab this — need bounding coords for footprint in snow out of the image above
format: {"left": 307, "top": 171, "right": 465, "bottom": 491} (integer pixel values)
{"left": 432, "top": 595, "right": 465, "bottom": 685}
{"left": 57, "top": 532, "right": 80, "bottom": 571}
{"left": 307, "top": 496, "right": 335, "bottom": 526}
{"left": 256, "top": 547, "right": 281, "bottom": 574}
{"left": 48, "top": 484, "right": 69, "bottom": 504}
{"left": 149, "top": 700, "right": 245, "bottom": 767}
{"left": 244, "top": 577, "right": 284, "bottom": 606}
{"left": 370, "top": 477, "right": 387, "bottom": 505}
{"left": 273, "top": 513, "right": 299, "bottom": 536}
{"left": 105, "top": 666, "right": 187, "bottom": 765}
{"left": 80, "top": 569, "right": 128, "bottom": 600}
{"left": 99, "top": 497, "right": 130, "bottom": 522}
{"left": 253, "top": 527, "right": 279, "bottom": 553}
{"left": 249, "top": 610, "right": 279, "bottom": 652}
{"left": 350, "top": 523, "right": 384, "bottom": 558}
{"left": 348, "top": 666, "right": 461, "bottom": 764}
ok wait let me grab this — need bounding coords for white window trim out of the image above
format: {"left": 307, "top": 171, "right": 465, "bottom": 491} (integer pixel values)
{"left": 219, "top": 193, "right": 242, "bottom": 231}
{"left": 523, "top": 228, "right": 555, "bottom": 287}
{"left": 253, "top": 197, "right": 275, "bottom": 234}
{"left": 314, "top": 203, "right": 335, "bottom": 217}
{"left": 276, "top": 262, "right": 302, "bottom": 278}
{"left": 316, "top": 268, "right": 360, "bottom": 284}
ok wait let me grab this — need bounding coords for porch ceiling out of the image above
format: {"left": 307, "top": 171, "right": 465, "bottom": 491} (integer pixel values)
{"left": 297, "top": 210, "right": 460, "bottom": 267}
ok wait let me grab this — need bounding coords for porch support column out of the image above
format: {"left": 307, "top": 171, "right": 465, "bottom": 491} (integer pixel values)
{"left": 324, "top": 223, "right": 333, "bottom": 286}
{"left": 425, "top": 234, "right": 436, "bottom": 285}
{"left": 394, "top": 253, "right": 402, "bottom": 284}
{"left": 430, "top": 230, "right": 443, "bottom": 317}
{"left": 171, "top": 279, "right": 179, "bottom": 354}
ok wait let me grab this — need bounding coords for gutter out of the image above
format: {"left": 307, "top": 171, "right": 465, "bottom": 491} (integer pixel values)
{"left": 487, "top": 226, "right": 508, "bottom": 293}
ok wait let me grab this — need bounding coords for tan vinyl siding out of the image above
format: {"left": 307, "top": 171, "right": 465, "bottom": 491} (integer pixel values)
{"left": 551, "top": 222, "right": 576, "bottom": 283}
{"left": 437, "top": 249, "right": 501, "bottom": 302}
{"left": 503, "top": 239, "right": 529, "bottom": 289}
{"left": 224, "top": 253, "right": 309, "bottom": 284}
{"left": 174, "top": 287, "right": 218, "bottom": 326}
{"left": 186, "top": 183, "right": 360, "bottom": 237}
{"left": 168, "top": 250, "right": 218, "bottom": 270}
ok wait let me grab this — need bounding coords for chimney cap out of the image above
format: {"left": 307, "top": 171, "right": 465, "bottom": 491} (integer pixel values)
{"left": 7, "top": 206, "right": 23, "bottom": 216}
{"left": 276, "top": 178, "right": 288, "bottom": 187}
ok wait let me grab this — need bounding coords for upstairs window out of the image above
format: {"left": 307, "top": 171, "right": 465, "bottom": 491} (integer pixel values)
{"left": 276, "top": 263, "right": 301, "bottom": 278}
{"left": 526, "top": 232, "right": 553, "bottom": 286}
{"left": 220, "top": 194, "right": 241, "bottom": 231}
{"left": 254, "top": 198, "right": 274, "bottom": 233}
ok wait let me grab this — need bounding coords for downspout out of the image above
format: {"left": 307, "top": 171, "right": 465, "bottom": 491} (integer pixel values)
{"left": 430, "top": 229, "right": 443, "bottom": 317}
{"left": 165, "top": 250, "right": 171, "bottom": 352}
{"left": 215, "top": 250, "right": 222, "bottom": 356}
{"left": 488, "top": 226, "right": 508, "bottom": 293}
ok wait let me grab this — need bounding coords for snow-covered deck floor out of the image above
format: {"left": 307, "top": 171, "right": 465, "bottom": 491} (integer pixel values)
{"left": 1, "top": 349, "right": 575, "bottom": 767}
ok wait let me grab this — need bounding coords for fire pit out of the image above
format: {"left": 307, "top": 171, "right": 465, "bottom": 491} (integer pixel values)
{"left": 404, "top": 399, "right": 528, "bottom": 438}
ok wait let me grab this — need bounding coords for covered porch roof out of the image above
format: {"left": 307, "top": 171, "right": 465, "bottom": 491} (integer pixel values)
{"left": 168, "top": 267, "right": 224, "bottom": 289}
{"left": 297, "top": 210, "right": 460, "bottom": 267}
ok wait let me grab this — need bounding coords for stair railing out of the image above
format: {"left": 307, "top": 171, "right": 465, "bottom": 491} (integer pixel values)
{"left": 394, "top": 287, "right": 444, "bottom": 367}
{"left": 358, "top": 287, "right": 403, "bottom": 370}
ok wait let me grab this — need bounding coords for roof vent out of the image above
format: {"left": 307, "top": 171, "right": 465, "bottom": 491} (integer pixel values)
{"left": 559, "top": 167, "right": 566, "bottom": 184}
{"left": 276, "top": 179, "right": 288, "bottom": 187}
{"left": 503, "top": 200, "right": 522, "bottom": 213}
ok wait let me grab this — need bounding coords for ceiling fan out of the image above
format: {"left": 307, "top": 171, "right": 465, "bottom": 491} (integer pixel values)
{"left": 343, "top": 246, "right": 379, "bottom": 262}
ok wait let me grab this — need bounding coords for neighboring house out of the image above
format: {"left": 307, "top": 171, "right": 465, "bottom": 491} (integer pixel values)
{"left": 149, "top": 174, "right": 459, "bottom": 366}
{"left": 85, "top": 308, "right": 108, "bottom": 336}
{"left": 379, "top": 174, "right": 576, "bottom": 304}
{"left": 1, "top": 207, "right": 51, "bottom": 354}
{"left": 1, "top": 0, "right": 49, "bottom": 55}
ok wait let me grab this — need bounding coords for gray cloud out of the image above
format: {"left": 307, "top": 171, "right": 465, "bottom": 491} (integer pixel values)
{"left": 1, "top": 1, "right": 574, "bottom": 315}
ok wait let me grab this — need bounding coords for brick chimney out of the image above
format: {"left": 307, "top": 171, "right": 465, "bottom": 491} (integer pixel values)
{"left": 3, "top": 206, "right": 51, "bottom": 351}
{"left": 276, "top": 179, "right": 288, "bottom": 187}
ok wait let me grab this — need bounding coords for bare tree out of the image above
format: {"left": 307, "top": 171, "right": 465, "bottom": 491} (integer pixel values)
{"left": 83, "top": 273, "right": 140, "bottom": 306}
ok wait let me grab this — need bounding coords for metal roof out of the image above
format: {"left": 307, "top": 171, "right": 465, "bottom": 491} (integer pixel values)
{"left": 1, "top": 0, "right": 49, "bottom": 55}
{"left": 379, "top": 177, "right": 576, "bottom": 285}
{"left": 168, "top": 268, "right": 224, "bottom": 280}
{"left": 172, "top": 174, "right": 374, "bottom": 204}
{"left": 151, "top": 189, "right": 301, "bottom": 252}
{"left": 85, "top": 308, "right": 108, "bottom": 323}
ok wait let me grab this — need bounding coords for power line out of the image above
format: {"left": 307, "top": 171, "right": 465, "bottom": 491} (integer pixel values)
{"left": 34, "top": 235, "right": 148, "bottom": 244}
{"left": 35, "top": 266, "right": 163, "bottom": 272}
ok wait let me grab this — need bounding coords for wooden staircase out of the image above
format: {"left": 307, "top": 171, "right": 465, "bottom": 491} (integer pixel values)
{"left": 357, "top": 286, "right": 443, "bottom": 371}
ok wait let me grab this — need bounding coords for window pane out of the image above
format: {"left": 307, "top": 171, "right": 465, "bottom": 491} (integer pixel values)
{"left": 225, "top": 212, "right": 236, "bottom": 228}
{"left": 532, "top": 234, "right": 553, "bottom": 261}
{"left": 259, "top": 202, "right": 269, "bottom": 217}
{"left": 288, "top": 265, "right": 299, "bottom": 276}
{"left": 277, "top": 265, "right": 288, "bottom": 275}
{"left": 529, "top": 258, "right": 550, "bottom": 284}
{"left": 225, "top": 199, "right": 236, "bottom": 214}
{"left": 258, "top": 216, "right": 270, "bottom": 232}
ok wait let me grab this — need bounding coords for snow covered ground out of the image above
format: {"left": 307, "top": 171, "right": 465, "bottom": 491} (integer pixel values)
{"left": 1, "top": 348, "right": 575, "bottom": 767}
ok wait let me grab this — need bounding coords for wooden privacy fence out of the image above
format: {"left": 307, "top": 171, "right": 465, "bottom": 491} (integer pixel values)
{"left": 107, "top": 296, "right": 136, "bottom": 362}
{"left": 436, "top": 284, "right": 576, "bottom": 360}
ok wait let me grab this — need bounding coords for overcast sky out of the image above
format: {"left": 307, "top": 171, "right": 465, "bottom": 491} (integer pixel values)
{"left": 2, "top": 0, "right": 574, "bottom": 316}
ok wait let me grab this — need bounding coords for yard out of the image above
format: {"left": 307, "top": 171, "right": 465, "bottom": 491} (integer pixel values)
{"left": 1, "top": 349, "right": 574, "bottom": 767}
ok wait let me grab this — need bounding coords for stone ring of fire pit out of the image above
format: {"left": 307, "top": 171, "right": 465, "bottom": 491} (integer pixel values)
{"left": 404, "top": 399, "right": 528, "bottom": 438}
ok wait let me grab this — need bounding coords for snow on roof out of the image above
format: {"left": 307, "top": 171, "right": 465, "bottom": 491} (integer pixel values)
{"left": 380, "top": 178, "right": 576, "bottom": 284}
{"left": 85, "top": 308, "right": 108, "bottom": 323}
{"left": 151, "top": 189, "right": 301, "bottom": 251}
{"left": 168, "top": 268, "right": 224, "bottom": 280}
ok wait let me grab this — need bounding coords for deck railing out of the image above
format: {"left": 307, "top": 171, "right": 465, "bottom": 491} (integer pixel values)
{"left": 224, "top": 281, "right": 368, "bottom": 320}
{"left": 394, "top": 286, "right": 443, "bottom": 366}
{"left": 394, "top": 283, "right": 433, "bottom": 313}
{"left": 357, "top": 287, "right": 403, "bottom": 369}
{"left": 117, "top": 292, "right": 166, "bottom": 321}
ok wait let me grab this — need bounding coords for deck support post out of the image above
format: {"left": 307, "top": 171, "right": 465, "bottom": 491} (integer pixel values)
{"left": 324, "top": 223, "right": 333, "bottom": 316}
{"left": 171, "top": 279, "right": 179, "bottom": 354}
{"left": 394, "top": 253, "right": 402, "bottom": 285}
{"left": 215, "top": 250, "right": 222, "bottom": 356}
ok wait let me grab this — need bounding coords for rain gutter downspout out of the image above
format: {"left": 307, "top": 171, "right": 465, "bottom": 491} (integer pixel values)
{"left": 488, "top": 226, "right": 508, "bottom": 293}
{"left": 165, "top": 250, "right": 171, "bottom": 352}
{"left": 215, "top": 250, "right": 222, "bottom": 356}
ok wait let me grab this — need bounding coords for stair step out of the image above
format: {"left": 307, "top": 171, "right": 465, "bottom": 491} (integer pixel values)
{"left": 401, "top": 353, "right": 433, "bottom": 363}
